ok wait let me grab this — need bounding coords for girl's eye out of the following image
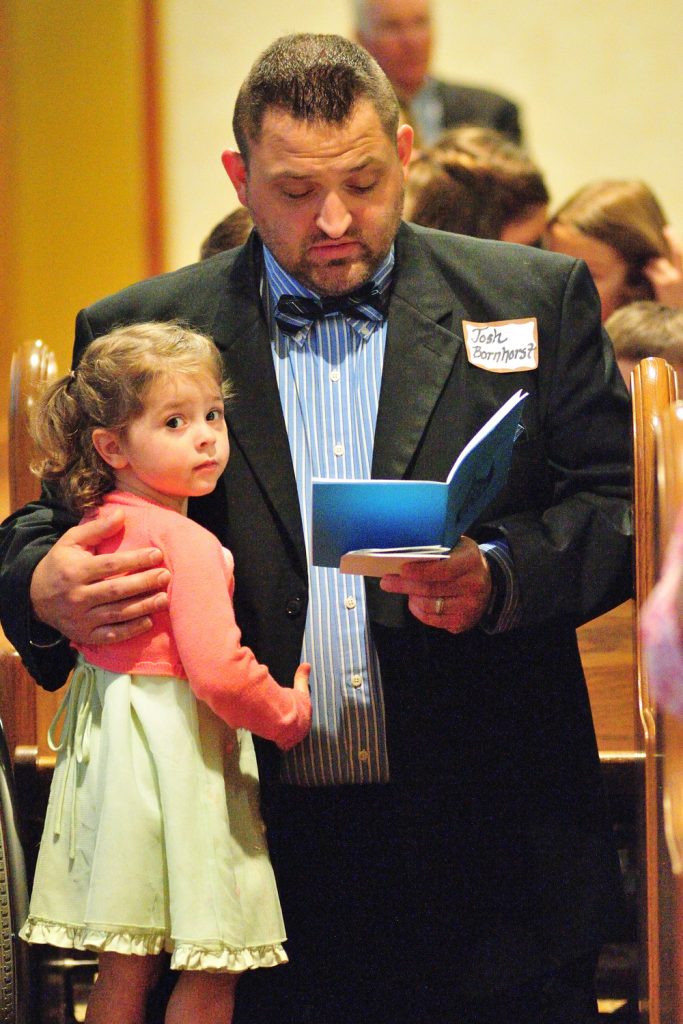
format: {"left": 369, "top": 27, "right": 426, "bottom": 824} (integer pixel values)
{"left": 206, "top": 409, "right": 223, "bottom": 422}
{"left": 166, "top": 416, "right": 183, "bottom": 429}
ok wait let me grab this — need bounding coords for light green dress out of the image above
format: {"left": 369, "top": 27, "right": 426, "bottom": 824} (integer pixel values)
{"left": 20, "top": 657, "right": 288, "bottom": 971}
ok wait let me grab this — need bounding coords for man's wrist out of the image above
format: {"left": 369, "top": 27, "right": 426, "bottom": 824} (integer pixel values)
{"left": 478, "top": 539, "right": 522, "bottom": 634}
{"left": 28, "top": 617, "right": 66, "bottom": 649}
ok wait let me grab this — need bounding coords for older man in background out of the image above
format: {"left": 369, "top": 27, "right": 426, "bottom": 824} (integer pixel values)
{"left": 354, "top": 0, "right": 523, "bottom": 145}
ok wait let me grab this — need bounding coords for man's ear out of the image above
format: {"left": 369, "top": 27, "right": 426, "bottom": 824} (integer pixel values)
{"left": 221, "top": 150, "right": 249, "bottom": 206}
{"left": 396, "top": 123, "right": 414, "bottom": 175}
{"left": 92, "top": 429, "right": 128, "bottom": 470}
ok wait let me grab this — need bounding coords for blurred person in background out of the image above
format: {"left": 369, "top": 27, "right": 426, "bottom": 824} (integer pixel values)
{"left": 200, "top": 207, "right": 254, "bottom": 259}
{"left": 545, "top": 180, "right": 683, "bottom": 322}
{"left": 604, "top": 300, "right": 683, "bottom": 388}
{"left": 353, "top": 0, "right": 522, "bottom": 146}
{"left": 405, "top": 125, "right": 548, "bottom": 245}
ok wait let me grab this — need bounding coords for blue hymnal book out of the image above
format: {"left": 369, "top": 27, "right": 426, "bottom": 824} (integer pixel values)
{"left": 312, "top": 388, "right": 527, "bottom": 575}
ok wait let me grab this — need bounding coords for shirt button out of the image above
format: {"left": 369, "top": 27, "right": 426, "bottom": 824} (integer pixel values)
{"left": 351, "top": 674, "right": 362, "bottom": 688}
{"left": 344, "top": 596, "right": 357, "bottom": 610}
{"left": 333, "top": 443, "right": 344, "bottom": 457}
{"left": 285, "top": 595, "right": 304, "bottom": 618}
{"left": 330, "top": 369, "right": 340, "bottom": 382}
{"left": 358, "top": 750, "right": 370, "bottom": 763}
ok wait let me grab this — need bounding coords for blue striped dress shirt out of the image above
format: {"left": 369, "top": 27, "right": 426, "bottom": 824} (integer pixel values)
{"left": 265, "top": 246, "right": 393, "bottom": 785}
{"left": 262, "top": 245, "right": 520, "bottom": 786}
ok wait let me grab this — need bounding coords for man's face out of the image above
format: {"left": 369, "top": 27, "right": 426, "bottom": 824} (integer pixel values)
{"left": 357, "top": 0, "right": 432, "bottom": 100}
{"left": 223, "top": 99, "right": 413, "bottom": 296}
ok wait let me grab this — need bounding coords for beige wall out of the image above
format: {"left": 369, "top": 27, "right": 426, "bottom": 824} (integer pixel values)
{"left": 159, "top": 0, "right": 683, "bottom": 270}
{"left": 436, "top": 0, "right": 682, "bottom": 232}
{"left": 158, "top": 1, "right": 349, "bottom": 268}
{"left": 3, "top": 1, "right": 151, "bottom": 370}
{"left": 1, "top": 0, "right": 153, "bottom": 517}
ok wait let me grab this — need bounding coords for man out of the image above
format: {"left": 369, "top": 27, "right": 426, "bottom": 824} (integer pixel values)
{"left": 354, "top": 0, "right": 523, "bottom": 145}
{"left": 0, "top": 33, "right": 631, "bottom": 1024}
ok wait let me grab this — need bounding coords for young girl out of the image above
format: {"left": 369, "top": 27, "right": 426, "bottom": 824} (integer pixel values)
{"left": 20, "top": 322, "right": 312, "bottom": 1024}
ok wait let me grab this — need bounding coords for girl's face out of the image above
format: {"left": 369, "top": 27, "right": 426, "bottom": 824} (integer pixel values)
{"left": 95, "top": 373, "right": 229, "bottom": 515}
{"left": 544, "top": 222, "right": 629, "bottom": 322}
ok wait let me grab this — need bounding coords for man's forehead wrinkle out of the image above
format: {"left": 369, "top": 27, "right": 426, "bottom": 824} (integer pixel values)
{"left": 254, "top": 109, "right": 392, "bottom": 175}
{"left": 267, "top": 150, "right": 381, "bottom": 176}
{"left": 269, "top": 159, "right": 378, "bottom": 183}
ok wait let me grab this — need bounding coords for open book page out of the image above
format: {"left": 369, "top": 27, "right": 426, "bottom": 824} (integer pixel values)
{"left": 312, "top": 480, "right": 447, "bottom": 568}
{"left": 442, "top": 388, "right": 527, "bottom": 548}
{"left": 312, "top": 389, "right": 528, "bottom": 571}
{"left": 339, "top": 546, "right": 451, "bottom": 577}
{"left": 446, "top": 389, "right": 527, "bottom": 484}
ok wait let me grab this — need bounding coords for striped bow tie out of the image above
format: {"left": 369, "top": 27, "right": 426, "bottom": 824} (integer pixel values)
{"left": 274, "top": 281, "right": 389, "bottom": 336}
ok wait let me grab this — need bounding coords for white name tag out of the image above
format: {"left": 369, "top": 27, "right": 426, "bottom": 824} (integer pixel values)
{"left": 463, "top": 318, "right": 538, "bottom": 373}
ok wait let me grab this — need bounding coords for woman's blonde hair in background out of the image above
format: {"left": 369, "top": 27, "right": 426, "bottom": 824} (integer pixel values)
{"left": 548, "top": 179, "right": 672, "bottom": 304}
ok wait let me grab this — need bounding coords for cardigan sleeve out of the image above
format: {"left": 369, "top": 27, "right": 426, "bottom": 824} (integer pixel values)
{"left": 156, "top": 511, "right": 310, "bottom": 750}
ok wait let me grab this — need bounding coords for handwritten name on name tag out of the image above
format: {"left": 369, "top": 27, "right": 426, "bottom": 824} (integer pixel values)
{"left": 463, "top": 318, "right": 538, "bottom": 373}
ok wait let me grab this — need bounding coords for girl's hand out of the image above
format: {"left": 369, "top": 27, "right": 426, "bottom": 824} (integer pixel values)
{"left": 293, "top": 662, "right": 311, "bottom": 697}
{"left": 277, "top": 663, "right": 312, "bottom": 750}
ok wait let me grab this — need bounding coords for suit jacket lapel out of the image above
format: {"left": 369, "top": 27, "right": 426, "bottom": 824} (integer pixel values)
{"left": 373, "top": 223, "right": 466, "bottom": 480}
{"left": 208, "top": 236, "right": 307, "bottom": 573}
{"left": 205, "top": 224, "right": 468, "bottom": 567}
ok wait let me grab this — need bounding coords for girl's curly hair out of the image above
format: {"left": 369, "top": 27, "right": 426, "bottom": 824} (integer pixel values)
{"left": 32, "top": 321, "right": 231, "bottom": 515}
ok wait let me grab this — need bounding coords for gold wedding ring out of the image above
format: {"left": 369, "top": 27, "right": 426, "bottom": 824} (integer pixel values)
{"left": 435, "top": 597, "right": 445, "bottom": 616}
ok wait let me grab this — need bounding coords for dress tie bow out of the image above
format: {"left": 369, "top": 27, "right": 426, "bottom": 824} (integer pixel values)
{"left": 274, "top": 280, "right": 388, "bottom": 336}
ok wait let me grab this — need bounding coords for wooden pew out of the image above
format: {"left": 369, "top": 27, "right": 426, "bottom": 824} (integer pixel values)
{"left": 0, "top": 339, "right": 64, "bottom": 768}
{"left": 578, "top": 600, "right": 640, "bottom": 761}
{"left": 578, "top": 357, "right": 679, "bottom": 1022}
{"left": 577, "top": 599, "right": 641, "bottom": 1017}
{"left": 0, "top": 338, "right": 63, "bottom": 1022}
{"left": 8, "top": 340, "right": 57, "bottom": 512}
{"left": 2, "top": 341, "right": 98, "bottom": 1024}
{"left": 632, "top": 357, "right": 679, "bottom": 1023}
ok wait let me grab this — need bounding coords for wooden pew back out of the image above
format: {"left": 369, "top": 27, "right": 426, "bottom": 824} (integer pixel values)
{"left": 8, "top": 340, "right": 57, "bottom": 511}
{"left": 632, "top": 356, "right": 679, "bottom": 1023}
{"left": 1, "top": 340, "right": 62, "bottom": 766}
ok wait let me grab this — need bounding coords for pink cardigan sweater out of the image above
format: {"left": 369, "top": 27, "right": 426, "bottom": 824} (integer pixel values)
{"left": 75, "top": 491, "right": 310, "bottom": 750}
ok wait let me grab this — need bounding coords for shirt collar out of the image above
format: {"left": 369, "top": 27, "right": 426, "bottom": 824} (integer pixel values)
{"left": 409, "top": 77, "right": 444, "bottom": 146}
{"left": 413, "top": 75, "right": 440, "bottom": 103}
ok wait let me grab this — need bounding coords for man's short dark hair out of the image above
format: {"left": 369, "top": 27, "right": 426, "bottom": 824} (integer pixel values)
{"left": 233, "top": 33, "right": 400, "bottom": 163}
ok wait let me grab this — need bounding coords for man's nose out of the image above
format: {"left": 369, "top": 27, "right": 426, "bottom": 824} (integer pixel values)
{"left": 316, "top": 192, "right": 352, "bottom": 239}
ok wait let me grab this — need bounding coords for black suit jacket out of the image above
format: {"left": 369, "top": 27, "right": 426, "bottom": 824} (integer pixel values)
{"left": 0, "top": 223, "right": 632, "bottom": 971}
{"left": 434, "top": 77, "right": 522, "bottom": 143}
